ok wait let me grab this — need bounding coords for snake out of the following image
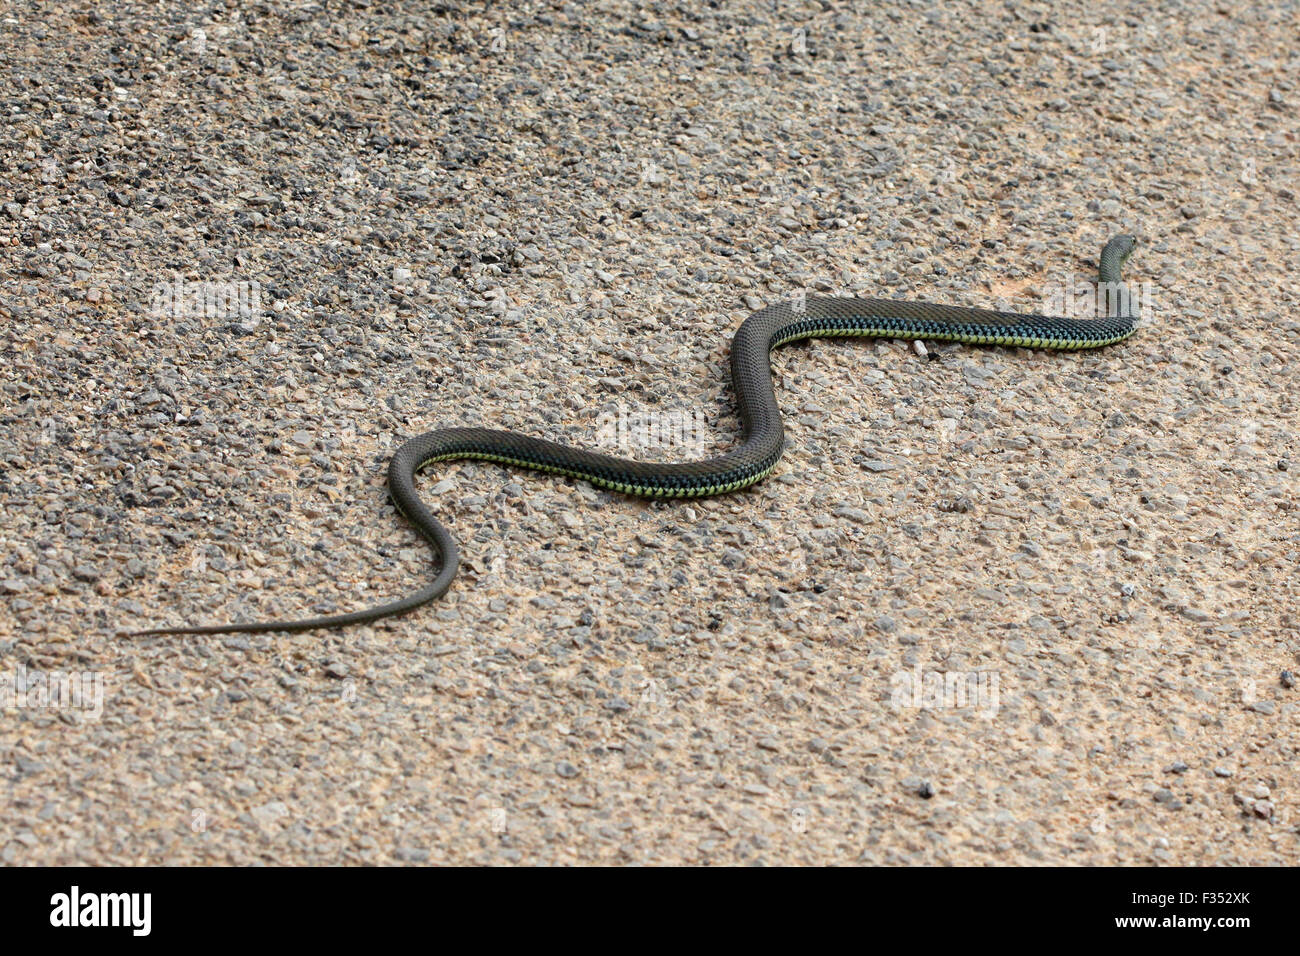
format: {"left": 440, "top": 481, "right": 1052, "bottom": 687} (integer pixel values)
{"left": 124, "top": 235, "right": 1139, "bottom": 636}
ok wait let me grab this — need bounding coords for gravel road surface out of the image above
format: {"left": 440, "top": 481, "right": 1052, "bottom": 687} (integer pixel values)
{"left": 1, "top": 0, "right": 1297, "bottom": 864}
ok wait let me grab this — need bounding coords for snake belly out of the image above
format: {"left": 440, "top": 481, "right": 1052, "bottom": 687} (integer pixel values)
{"left": 125, "top": 236, "right": 1138, "bottom": 636}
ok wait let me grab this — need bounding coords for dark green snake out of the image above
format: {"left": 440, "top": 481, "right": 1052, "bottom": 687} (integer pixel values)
{"left": 125, "top": 236, "right": 1139, "bottom": 636}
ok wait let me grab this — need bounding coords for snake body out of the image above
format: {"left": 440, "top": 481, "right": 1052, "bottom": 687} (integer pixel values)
{"left": 126, "top": 236, "right": 1138, "bottom": 636}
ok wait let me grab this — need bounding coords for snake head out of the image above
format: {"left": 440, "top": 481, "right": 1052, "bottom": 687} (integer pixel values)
{"left": 1107, "top": 234, "right": 1138, "bottom": 264}
{"left": 1099, "top": 235, "right": 1138, "bottom": 283}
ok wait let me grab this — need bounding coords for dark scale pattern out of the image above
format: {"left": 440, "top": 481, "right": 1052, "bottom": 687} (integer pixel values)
{"left": 127, "top": 237, "right": 1138, "bottom": 635}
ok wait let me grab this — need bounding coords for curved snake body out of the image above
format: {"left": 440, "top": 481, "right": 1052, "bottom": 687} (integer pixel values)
{"left": 127, "top": 236, "right": 1138, "bottom": 636}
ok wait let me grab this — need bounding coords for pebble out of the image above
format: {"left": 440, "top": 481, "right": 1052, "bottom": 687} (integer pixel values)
{"left": 1153, "top": 789, "right": 1182, "bottom": 810}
